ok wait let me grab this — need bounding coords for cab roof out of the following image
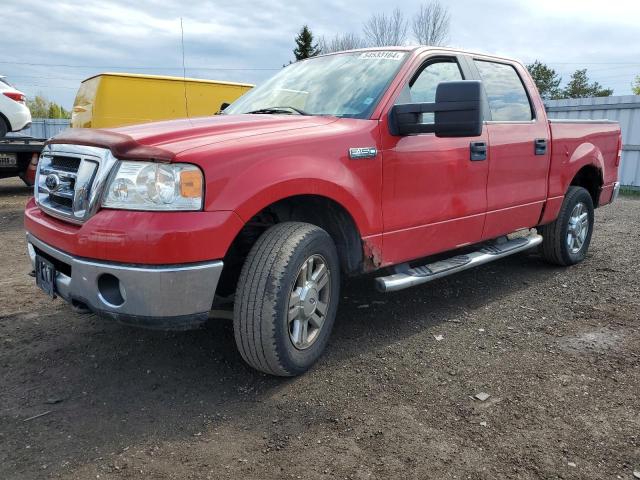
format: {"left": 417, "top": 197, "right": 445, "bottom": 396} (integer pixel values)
{"left": 316, "top": 45, "right": 523, "bottom": 66}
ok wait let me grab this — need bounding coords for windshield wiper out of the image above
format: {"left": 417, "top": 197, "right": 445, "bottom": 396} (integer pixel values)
{"left": 246, "top": 106, "right": 311, "bottom": 116}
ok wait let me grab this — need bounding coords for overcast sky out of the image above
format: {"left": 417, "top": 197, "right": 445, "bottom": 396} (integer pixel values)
{"left": 3, "top": 0, "right": 640, "bottom": 108}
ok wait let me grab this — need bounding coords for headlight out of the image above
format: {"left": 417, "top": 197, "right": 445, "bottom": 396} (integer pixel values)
{"left": 102, "top": 161, "right": 203, "bottom": 211}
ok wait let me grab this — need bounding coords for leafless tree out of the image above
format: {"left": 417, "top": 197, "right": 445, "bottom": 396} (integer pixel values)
{"left": 412, "top": 1, "right": 450, "bottom": 46}
{"left": 318, "top": 33, "right": 365, "bottom": 54}
{"left": 362, "top": 8, "right": 408, "bottom": 47}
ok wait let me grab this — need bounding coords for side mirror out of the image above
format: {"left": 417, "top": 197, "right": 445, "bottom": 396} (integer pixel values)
{"left": 389, "top": 80, "right": 484, "bottom": 137}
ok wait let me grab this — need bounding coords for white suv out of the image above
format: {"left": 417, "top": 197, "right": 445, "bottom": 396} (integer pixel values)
{"left": 0, "top": 76, "right": 31, "bottom": 137}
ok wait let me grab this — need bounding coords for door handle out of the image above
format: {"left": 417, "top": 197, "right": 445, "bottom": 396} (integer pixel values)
{"left": 534, "top": 138, "right": 547, "bottom": 155}
{"left": 470, "top": 141, "right": 487, "bottom": 161}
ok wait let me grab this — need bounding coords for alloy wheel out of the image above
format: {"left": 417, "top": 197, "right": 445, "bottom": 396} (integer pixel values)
{"left": 287, "top": 254, "right": 331, "bottom": 350}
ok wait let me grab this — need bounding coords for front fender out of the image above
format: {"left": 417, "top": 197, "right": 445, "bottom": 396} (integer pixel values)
{"left": 178, "top": 117, "right": 383, "bottom": 238}
{"left": 196, "top": 151, "right": 381, "bottom": 237}
{"left": 230, "top": 175, "right": 377, "bottom": 236}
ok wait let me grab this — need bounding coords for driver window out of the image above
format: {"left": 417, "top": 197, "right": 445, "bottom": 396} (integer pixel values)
{"left": 397, "top": 59, "right": 464, "bottom": 123}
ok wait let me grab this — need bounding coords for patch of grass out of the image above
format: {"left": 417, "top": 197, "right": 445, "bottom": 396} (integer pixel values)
{"left": 620, "top": 186, "right": 640, "bottom": 197}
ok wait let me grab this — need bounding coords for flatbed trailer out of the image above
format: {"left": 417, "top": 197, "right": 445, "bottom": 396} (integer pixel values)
{"left": 0, "top": 136, "right": 44, "bottom": 186}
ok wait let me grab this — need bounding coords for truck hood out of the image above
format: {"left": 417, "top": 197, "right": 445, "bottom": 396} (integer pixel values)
{"left": 47, "top": 115, "right": 339, "bottom": 162}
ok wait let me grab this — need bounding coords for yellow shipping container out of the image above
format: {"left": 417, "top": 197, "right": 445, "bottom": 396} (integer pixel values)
{"left": 71, "top": 72, "right": 253, "bottom": 129}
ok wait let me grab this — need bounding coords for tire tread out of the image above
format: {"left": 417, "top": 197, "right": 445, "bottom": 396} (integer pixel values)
{"left": 539, "top": 186, "right": 593, "bottom": 266}
{"left": 234, "top": 222, "right": 330, "bottom": 376}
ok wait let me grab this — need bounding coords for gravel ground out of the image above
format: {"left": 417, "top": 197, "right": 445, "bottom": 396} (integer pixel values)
{"left": 1, "top": 177, "right": 639, "bottom": 480}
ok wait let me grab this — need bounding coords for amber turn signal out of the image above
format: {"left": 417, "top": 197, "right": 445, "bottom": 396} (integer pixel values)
{"left": 180, "top": 170, "right": 203, "bottom": 198}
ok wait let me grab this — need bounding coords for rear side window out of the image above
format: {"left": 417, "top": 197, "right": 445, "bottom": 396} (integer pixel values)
{"left": 474, "top": 60, "right": 533, "bottom": 121}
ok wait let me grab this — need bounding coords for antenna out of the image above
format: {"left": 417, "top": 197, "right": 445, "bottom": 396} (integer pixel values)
{"left": 180, "top": 17, "right": 191, "bottom": 121}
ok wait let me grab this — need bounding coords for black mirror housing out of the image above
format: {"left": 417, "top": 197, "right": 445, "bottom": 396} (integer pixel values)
{"left": 389, "top": 80, "right": 484, "bottom": 138}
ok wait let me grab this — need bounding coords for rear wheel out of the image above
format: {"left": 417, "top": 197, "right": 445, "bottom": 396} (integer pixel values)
{"left": 0, "top": 119, "right": 8, "bottom": 138}
{"left": 539, "top": 186, "right": 594, "bottom": 266}
{"left": 233, "top": 222, "right": 340, "bottom": 376}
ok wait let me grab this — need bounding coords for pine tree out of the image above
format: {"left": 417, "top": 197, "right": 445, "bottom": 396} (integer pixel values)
{"left": 562, "top": 69, "right": 613, "bottom": 98}
{"left": 293, "top": 25, "right": 320, "bottom": 61}
{"left": 526, "top": 61, "right": 562, "bottom": 100}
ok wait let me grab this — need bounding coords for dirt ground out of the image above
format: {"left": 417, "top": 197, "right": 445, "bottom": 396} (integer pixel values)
{"left": 1, "top": 176, "right": 639, "bottom": 480}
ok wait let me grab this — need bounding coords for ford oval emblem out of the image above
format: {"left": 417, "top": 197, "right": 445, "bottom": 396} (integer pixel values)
{"left": 45, "top": 173, "right": 60, "bottom": 191}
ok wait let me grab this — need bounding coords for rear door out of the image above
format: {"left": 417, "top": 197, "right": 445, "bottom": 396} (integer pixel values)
{"left": 469, "top": 59, "right": 551, "bottom": 239}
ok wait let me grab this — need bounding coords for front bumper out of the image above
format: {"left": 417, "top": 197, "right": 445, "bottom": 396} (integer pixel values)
{"left": 27, "top": 234, "right": 223, "bottom": 329}
{"left": 24, "top": 198, "right": 243, "bottom": 265}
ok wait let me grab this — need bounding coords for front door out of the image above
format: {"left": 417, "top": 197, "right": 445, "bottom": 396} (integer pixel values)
{"left": 379, "top": 55, "right": 489, "bottom": 265}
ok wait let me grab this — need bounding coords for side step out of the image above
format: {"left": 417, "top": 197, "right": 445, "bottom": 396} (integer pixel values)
{"left": 375, "top": 234, "right": 543, "bottom": 292}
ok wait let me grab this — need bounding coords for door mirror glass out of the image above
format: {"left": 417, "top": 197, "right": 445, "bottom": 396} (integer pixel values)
{"left": 389, "top": 81, "right": 484, "bottom": 137}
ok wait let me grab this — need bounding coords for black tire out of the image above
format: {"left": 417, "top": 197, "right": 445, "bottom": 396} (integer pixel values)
{"left": 539, "top": 186, "right": 595, "bottom": 266}
{"left": 233, "top": 222, "right": 341, "bottom": 376}
{"left": 0, "top": 118, "right": 8, "bottom": 138}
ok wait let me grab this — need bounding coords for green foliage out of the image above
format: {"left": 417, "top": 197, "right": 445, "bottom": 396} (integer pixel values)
{"left": 26, "top": 95, "right": 70, "bottom": 119}
{"left": 293, "top": 25, "right": 320, "bottom": 61}
{"left": 47, "top": 103, "right": 62, "bottom": 119}
{"left": 633, "top": 75, "right": 640, "bottom": 96}
{"left": 26, "top": 95, "right": 49, "bottom": 118}
{"left": 561, "top": 69, "right": 613, "bottom": 99}
{"left": 526, "top": 61, "right": 562, "bottom": 100}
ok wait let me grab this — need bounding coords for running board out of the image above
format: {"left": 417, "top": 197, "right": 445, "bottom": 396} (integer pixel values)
{"left": 375, "top": 234, "right": 543, "bottom": 292}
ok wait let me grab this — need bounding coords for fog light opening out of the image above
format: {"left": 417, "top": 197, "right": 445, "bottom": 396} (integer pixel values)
{"left": 97, "top": 273, "right": 125, "bottom": 307}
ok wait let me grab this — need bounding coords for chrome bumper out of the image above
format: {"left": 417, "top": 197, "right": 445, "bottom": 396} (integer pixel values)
{"left": 611, "top": 181, "right": 621, "bottom": 203}
{"left": 27, "top": 234, "right": 223, "bottom": 329}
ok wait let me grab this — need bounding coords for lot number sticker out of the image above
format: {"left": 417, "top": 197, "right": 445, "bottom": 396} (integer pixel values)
{"left": 358, "top": 51, "right": 404, "bottom": 61}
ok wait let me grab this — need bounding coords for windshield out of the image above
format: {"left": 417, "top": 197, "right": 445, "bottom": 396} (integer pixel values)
{"left": 225, "top": 50, "right": 408, "bottom": 119}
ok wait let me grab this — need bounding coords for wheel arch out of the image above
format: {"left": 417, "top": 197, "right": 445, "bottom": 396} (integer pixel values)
{"left": 217, "top": 192, "right": 367, "bottom": 296}
{"left": 565, "top": 142, "right": 605, "bottom": 206}
{"left": 569, "top": 164, "right": 603, "bottom": 207}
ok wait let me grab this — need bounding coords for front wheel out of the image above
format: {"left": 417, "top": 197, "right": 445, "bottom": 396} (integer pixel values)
{"left": 539, "top": 186, "right": 595, "bottom": 266}
{"left": 233, "top": 222, "right": 340, "bottom": 376}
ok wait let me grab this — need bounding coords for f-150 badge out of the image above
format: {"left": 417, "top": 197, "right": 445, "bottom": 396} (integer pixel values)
{"left": 349, "top": 147, "right": 378, "bottom": 159}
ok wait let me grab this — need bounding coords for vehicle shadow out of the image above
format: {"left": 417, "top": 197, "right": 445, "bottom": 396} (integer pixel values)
{"left": 327, "top": 251, "right": 555, "bottom": 359}
{"left": 0, "top": 250, "right": 560, "bottom": 478}
{"left": 0, "top": 179, "right": 31, "bottom": 197}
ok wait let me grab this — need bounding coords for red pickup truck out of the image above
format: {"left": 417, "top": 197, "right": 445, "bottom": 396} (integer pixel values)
{"left": 25, "top": 47, "right": 621, "bottom": 376}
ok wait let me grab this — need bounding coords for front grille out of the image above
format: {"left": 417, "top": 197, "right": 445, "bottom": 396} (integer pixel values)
{"left": 49, "top": 192, "right": 74, "bottom": 209}
{"left": 35, "top": 145, "right": 117, "bottom": 224}
{"left": 51, "top": 155, "right": 81, "bottom": 172}
{"left": 37, "top": 153, "right": 84, "bottom": 219}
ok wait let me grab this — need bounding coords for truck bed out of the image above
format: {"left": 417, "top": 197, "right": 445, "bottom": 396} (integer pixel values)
{"left": 548, "top": 119, "right": 621, "bottom": 200}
